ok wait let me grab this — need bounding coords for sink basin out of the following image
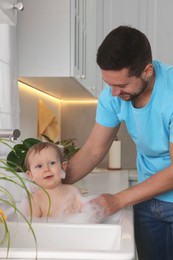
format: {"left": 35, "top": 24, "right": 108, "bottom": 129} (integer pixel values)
{"left": 0, "top": 209, "right": 134, "bottom": 259}
{"left": 0, "top": 171, "right": 135, "bottom": 259}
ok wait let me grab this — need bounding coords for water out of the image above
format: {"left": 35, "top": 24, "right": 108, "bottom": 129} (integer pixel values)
{"left": 6, "top": 192, "right": 108, "bottom": 224}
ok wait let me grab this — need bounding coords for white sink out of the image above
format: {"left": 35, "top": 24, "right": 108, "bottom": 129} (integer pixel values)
{"left": 0, "top": 171, "right": 135, "bottom": 259}
{"left": 0, "top": 209, "right": 134, "bottom": 260}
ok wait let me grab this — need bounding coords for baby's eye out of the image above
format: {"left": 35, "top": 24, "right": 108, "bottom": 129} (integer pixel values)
{"left": 50, "top": 161, "right": 56, "bottom": 166}
{"left": 35, "top": 164, "right": 42, "bottom": 169}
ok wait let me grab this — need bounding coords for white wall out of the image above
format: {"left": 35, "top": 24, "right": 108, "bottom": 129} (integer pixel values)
{"left": 0, "top": 24, "right": 19, "bottom": 155}
{"left": 61, "top": 102, "right": 136, "bottom": 169}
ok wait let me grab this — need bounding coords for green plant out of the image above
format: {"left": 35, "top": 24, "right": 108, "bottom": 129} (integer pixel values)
{"left": 0, "top": 149, "right": 38, "bottom": 259}
{"left": 42, "top": 135, "right": 80, "bottom": 161}
{"left": 6, "top": 136, "right": 80, "bottom": 172}
{"left": 6, "top": 138, "right": 41, "bottom": 172}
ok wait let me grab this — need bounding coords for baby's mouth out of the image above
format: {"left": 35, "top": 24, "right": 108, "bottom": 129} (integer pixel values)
{"left": 44, "top": 175, "right": 53, "bottom": 179}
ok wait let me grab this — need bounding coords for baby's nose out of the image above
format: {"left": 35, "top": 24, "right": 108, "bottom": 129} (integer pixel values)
{"left": 44, "top": 164, "right": 50, "bottom": 172}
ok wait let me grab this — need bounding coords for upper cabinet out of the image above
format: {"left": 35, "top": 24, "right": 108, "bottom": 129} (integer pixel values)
{"left": 72, "top": 0, "right": 102, "bottom": 96}
{"left": 18, "top": 0, "right": 173, "bottom": 99}
{"left": 18, "top": 0, "right": 71, "bottom": 77}
{"left": 102, "top": 0, "right": 173, "bottom": 65}
{"left": 17, "top": 0, "right": 102, "bottom": 97}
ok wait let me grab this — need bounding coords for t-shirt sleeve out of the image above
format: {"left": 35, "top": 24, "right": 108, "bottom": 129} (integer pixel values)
{"left": 96, "top": 86, "right": 120, "bottom": 128}
{"left": 169, "top": 114, "right": 173, "bottom": 143}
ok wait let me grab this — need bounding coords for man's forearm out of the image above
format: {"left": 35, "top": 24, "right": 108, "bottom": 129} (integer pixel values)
{"left": 115, "top": 166, "right": 173, "bottom": 210}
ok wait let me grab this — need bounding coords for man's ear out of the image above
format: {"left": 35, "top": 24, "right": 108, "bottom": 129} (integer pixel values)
{"left": 142, "top": 63, "right": 154, "bottom": 79}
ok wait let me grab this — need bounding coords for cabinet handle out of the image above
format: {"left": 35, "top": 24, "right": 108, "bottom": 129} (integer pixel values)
{"left": 81, "top": 30, "right": 86, "bottom": 79}
{"left": 13, "top": 2, "right": 24, "bottom": 11}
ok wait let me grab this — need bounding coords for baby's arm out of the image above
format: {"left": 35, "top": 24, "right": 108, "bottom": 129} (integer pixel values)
{"left": 63, "top": 186, "right": 83, "bottom": 214}
{"left": 26, "top": 193, "right": 42, "bottom": 217}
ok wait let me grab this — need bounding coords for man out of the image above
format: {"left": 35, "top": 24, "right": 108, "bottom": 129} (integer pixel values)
{"left": 64, "top": 26, "right": 173, "bottom": 260}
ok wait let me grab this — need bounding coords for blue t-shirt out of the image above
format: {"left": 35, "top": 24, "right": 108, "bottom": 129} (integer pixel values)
{"left": 96, "top": 61, "right": 173, "bottom": 202}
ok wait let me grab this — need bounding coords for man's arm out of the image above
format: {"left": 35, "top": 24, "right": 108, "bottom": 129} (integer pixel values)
{"left": 64, "top": 122, "right": 120, "bottom": 184}
{"left": 94, "top": 142, "right": 173, "bottom": 216}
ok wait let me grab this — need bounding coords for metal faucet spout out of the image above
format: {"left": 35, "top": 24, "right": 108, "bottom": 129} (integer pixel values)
{"left": 0, "top": 129, "right": 21, "bottom": 140}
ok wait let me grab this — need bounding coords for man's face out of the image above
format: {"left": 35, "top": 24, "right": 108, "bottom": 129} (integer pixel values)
{"left": 102, "top": 68, "right": 148, "bottom": 101}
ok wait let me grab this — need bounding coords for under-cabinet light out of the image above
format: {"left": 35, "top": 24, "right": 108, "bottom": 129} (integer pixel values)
{"left": 61, "top": 99, "right": 98, "bottom": 104}
{"left": 18, "top": 81, "right": 62, "bottom": 102}
{"left": 18, "top": 81, "right": 98, "bottom": 104}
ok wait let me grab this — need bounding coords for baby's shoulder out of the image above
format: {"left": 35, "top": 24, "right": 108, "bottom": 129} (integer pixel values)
{"left": 63, "top": 184, "right": 81, "bottom": 194}
{"left": 32, "top": 189, "right": 48, "bottom": 199}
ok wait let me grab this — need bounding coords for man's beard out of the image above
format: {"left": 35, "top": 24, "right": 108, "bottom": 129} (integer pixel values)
{"left": 120, "top": 80, "right": 148, "bottom": 101}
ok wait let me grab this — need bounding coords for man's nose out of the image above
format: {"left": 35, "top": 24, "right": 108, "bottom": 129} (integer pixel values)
{"left": 111, "top": 87, "right": 121, "bottom": 96}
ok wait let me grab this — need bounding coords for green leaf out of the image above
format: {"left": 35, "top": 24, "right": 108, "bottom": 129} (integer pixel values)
{"left": 23, "top": 138, "right": 41, "bottom": 149}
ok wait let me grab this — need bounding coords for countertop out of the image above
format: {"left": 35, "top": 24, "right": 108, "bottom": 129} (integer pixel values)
{"left": 91, "top": 167, "right": 138, "bottom": 182}
{"left": 75, "top": 169, "right": 130, "bottom": 194}
{"left": 129, "top": 169, "right": 138, "bottom": 181}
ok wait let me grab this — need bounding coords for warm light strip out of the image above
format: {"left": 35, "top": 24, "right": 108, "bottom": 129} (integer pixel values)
{"left": 18, "top": 81, "right": 98, "bottom": 104}
{"left": 61, "top": 99, "right": 98, "bottom": 104}
{"left": 18, "top": 81, "right": 62, "bottom": 102}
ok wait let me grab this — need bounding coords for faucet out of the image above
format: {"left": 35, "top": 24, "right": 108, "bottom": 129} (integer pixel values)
{"left": 0, "top": 129, "right": 21, "bottom": 140}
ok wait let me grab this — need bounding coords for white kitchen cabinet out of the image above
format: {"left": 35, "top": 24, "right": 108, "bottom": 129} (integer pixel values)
{"left": 72, "top": 0, "right": 102, "bottom": 97}
{"left": 17, "top": 0, "right": 102, "bottom": 97}
{"left": 145, "top": 0, "right": 173, "bottom": 64}
{"left": 18, "top": 0, "right": 71, "bottom": 77}
{"left": 102, "top": 0, "right": 173, "bottom": 65}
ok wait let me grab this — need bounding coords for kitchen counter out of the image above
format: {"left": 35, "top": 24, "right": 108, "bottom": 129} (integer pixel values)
{"left": 76, "top": 169, "right": 130, "bottom": 193}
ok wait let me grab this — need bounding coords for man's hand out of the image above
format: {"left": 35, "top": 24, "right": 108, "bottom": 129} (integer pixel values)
{"left": 88, "top": 193, "right": 121, "bottom": 218}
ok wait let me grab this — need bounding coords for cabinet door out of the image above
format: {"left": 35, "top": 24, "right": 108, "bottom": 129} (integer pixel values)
{"left": 72, "top": 0, "right": 98, "bottom": 96}
{"left": 18, "top": 0, "right": 71, "bottom": 77}
{"left": 103, "top": 0, "right": 173, "bottom": 65}
{"left": 103, "top": 0, "right": 143, "bottom": 37}
{"left": 146, "top": 0, "right": 173, "bottom": 64}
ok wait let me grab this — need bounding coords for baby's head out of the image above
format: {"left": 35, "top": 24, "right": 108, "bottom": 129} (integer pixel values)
{"left": 25, "top": 142, "right": 63, "bottom": 171}
{"left": 24, "top": 142, "right": 66, "bottom": 187}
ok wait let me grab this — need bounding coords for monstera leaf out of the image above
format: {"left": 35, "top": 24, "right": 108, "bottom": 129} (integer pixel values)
{"left": 7, "top": 138, "right": 41, "bottom": 172}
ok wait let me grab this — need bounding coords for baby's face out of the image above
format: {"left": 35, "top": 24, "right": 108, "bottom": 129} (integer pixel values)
{"left": 27, "top": 147, "right": 62, "bottom": 189}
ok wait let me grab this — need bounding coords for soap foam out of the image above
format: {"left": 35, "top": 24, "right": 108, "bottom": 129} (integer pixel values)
{"left": 61, "top": 193, "right": 105, "bottom": 224}
{"left": 19, "top": 192, "right": 105, "bottom": 224}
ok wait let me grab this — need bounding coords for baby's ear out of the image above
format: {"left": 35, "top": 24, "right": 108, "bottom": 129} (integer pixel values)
{"left": 60, "top": 169, "right": 66, "bottom": 179}
{"left": 26, "top": 170, "right": 33, "bottom": 180}
{"left": 61, "top": 161, "right": 68, "bottom": 179}
{"left": 62, "top": 161, "right": 68, "bottom": 171}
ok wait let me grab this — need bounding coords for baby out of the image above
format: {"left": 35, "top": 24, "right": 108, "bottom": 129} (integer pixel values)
{"left": 24, "top": 142, "right": 83, "bottom": 218}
